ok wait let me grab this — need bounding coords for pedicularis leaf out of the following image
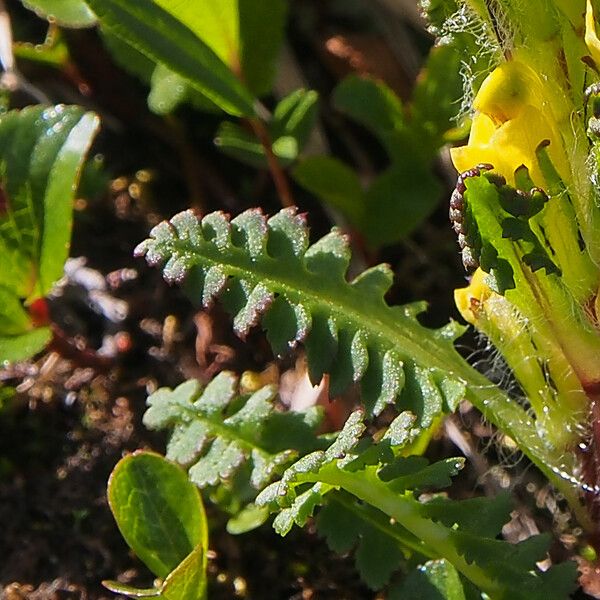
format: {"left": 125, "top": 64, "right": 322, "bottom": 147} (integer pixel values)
{"left": 0, "top": 105, "right": 99, "bottom": 362}
{"left": 255, "top": 410, "right": 577, "bottom": 598}
{"left": 143, "top": 372, "right": 323, "bottom": 491}
{"left": 83, "top": 0, "right": 256, "bottom": 117}
{"left": 135, "top": 208, "right": 467, "bottom": 423}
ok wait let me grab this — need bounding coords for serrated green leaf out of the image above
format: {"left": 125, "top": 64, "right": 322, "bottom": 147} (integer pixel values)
{"left": 23, "top": 0, "right": 96, "bottom": 27}
{"left": 317, "top": 495, "right": 426, "bottom": 590}
{"left": 143, "top": 373, "right": 321, "bottom": 493}
{"left": 136, "top": 208, "right": 469, "bottom": 423}
{"left": 355, "top": 527, "right": 404, "bottom": 590}
{"left": 400, "top": 364, "right": 445, "bottom": 429}
{"left": 256, "top": 406, "right": 576, "bottom": 598}
{"left": 421, "top": 493, "right": 512, "bottom": 539}
{"left": 83, "top": 0, "right": 256, "bottom": 116}
{"left": 133, "top": 206, "right": 585, "bottom": 530}
{"left": 379, "top": 456, "right": 465, "bottom": 492}
{"left": 107, "top": 452, "right": 207, "bottom": 580}
{"left": 273, "top": 483, "right": 325, "bottom": 535}
{"left": 325, "top": 410, "right": 366, "bottom": 461}
{"left": 189, "top": 436, "right": 245, "bottom": 487}
{"left": 316, "top": 500, "right": 358, "bottom": 554}
{"left": 383, "top": 411, "right": 417, "bottom": 447}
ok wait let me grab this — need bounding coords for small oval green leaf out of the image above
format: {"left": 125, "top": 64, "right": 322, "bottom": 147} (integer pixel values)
{"left": 107, "top": 451, "right": 208, "bottom": 580}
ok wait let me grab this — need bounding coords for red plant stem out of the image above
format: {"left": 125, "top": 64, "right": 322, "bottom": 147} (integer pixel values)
{"left": 579, "top": 389, "right": 600, "bottom": 549}
{"left": 248, "top": 118, "right": 295, "bottom": 208}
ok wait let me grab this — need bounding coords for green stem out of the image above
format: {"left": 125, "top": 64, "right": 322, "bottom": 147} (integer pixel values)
{"left": 461, "top": 367, "right": 593, "bottom": 531}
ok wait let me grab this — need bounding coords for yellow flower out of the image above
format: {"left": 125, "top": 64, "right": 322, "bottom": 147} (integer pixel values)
{"left": 451, "top": 56, "right": 571, "bottom": 326}
{"left": 586, "top": 0, "right": 600, "bottom": 69}
{"left": 450, "top": 58, "right": 569, "bottom": 187}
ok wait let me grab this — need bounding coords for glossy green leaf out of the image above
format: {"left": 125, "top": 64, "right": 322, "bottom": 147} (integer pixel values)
{"left": 103, "top": 545, "right": 206, "bottom": 600}
{"left": 238, "top": 0, "right": 287, "bottom": 95}
{"left": 107, "top": 451, "right": 208, "bottom": 580}
{"left": 102, "top": 581, "right": 161, "bottom": 598}
{"left": 0, "top": 105, "right": 99, "bottom": 299}
{"left": 160, "top": 545, "right": 206, "bottom": 600}
{"left": 153, "top": 0, "right": 287, "bottom": 96}
{"left": 0, "top": 105, "right": 98, "bottom": 362}
{"left": 38, "top": 110, "right": 99, "bottom": 295}
{"left": 0, "top": 327, "right": 51, "bottom": 363}
{"left": 83, "top": 0, "right": 256, "bottom": 116}
{"left": 22, "top": 0, "right": 96, "bottom": 28}
{"left": 100, "top": 30, "right": 156, "bottom": 83}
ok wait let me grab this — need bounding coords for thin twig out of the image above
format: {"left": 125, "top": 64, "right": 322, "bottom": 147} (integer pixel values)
{"left": 248, "top": 117, "right": 295, "bottom": 208}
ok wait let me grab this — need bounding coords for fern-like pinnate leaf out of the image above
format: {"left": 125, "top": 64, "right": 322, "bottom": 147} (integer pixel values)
{"left": 135, "top": 208, "right": 467, "bottom": 424}
{"left": 254, "top": 410, "right": 577, "bottom": 599}
{"left": 134, "top": 207, "right": 593, "bottom": 527}
{"left": 143, "top": 372, "right": 322, "bottom": 490}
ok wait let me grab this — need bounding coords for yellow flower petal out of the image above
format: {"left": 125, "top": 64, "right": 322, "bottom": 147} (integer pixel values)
{"left": 451, "top": 58, "right": 569, "bottom": 186}
{"left": 454, "top": 268, "right": 491, "bottom": 325}
{"left": 585, "top": 0, "right": 600, "bottom": 69}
